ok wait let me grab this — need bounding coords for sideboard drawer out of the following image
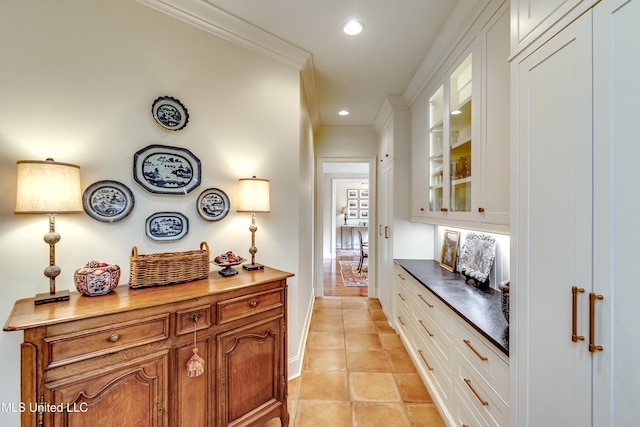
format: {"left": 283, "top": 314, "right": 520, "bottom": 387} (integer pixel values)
{"left": 45, "top": 314, "right": 170, "bottom": 367}
{"left": 217, "top": 288, "right": 284, "bottom": 324}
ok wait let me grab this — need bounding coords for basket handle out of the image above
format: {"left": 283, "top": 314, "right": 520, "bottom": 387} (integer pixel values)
{"left": 200, "top": 242, "right": 209, "bottom": 252}
{"left": 131, "top": 246, "right": 138, "bottom": 257}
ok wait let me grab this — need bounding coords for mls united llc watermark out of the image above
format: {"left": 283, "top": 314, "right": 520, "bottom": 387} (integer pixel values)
{"left": 1, "top": 402, "right": 89, "bottom": 413}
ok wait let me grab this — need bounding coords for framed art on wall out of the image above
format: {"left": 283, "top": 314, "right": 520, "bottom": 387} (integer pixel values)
{"left": 440, "top": 229, "right": 460, "bottom": 272}
{"left": 133, "top": 144, "right": 201, "bottom": 195}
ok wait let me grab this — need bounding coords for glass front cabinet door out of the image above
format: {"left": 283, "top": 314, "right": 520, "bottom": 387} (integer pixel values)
{"left": 427, "top": 52, "right": 477, "bottom": 218}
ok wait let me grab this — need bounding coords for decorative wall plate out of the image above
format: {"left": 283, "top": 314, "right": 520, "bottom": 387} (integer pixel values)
{"left": 133, "top": 144, "right": 201, "bottom": 195}
{"left": 82, "top": 180, "right": 135, "bottom": 223}
{"left": 197, "top": 188, "right": 230, "bottom": 221}
{"left": 145, "top": 212, "right": 189, "bottom": 241}
{"left": 151, "top": 96, "right": 189, "bottom": 131}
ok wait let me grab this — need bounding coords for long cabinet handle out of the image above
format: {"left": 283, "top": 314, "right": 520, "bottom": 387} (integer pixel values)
{"left": 385, "top": 226, "right": 390, "bottom": 238}
{"left": 397, "top": 273, "right": 406, "bottom": 280}
{"left": 397, "top": 316, "right": 405, "bottom": 326}
{"left": 418, "top": 320, "right": 435, "bottom": 337}
{"left": 572, "top": 286, "right": 585, "bottom": 342}
{"left": 464, "top": 378, "right": 488, "bottom": 406}
{"left": 417, "top": 294, "right": 434, "bottom": 308}
{"left": 463, "top": 339, "right": 488, "bottom": 361}
{"left": 397, "top": 293, "right": 406, "bottom": 302}
{"left": 589, "top": 293, "right": 604, "bottom": 353}
{"left": 417, "top": 350, "right": 434, "bottom": 371}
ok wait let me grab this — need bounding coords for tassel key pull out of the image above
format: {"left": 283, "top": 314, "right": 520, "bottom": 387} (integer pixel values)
{"left": 187, "top": 313, "right": 205, "bottom": 377}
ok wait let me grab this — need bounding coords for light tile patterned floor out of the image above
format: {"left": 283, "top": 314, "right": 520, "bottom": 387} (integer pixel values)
{"left": 284, "top": 296, "right": 446, "bottom": 427}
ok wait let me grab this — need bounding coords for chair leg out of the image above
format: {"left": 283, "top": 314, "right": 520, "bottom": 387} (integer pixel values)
{"left": 357, "top": 256, "right": 363, "bottom": 273}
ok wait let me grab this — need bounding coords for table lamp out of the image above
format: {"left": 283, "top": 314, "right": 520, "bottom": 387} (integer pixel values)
{"left": 342, "top": 206, "right": 349, "bottom": 225}
{"left": 15, "top": 158, "right": 83, "bottom": 305}
{"left": 236, "top": 176, "right": 270, "bottom": 270}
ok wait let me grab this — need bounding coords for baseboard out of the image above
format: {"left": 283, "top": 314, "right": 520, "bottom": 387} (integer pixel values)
{"left": 287, "top": 289, "right": 315, "bottom": 379}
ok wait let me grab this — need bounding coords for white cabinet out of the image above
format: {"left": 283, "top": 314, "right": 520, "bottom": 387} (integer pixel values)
{"left": 510, "top": 0, "right": 640, "bottom": 425}
{"left": 415, "top": 2, "right": 510, "bottom": 233}
{"left": 510, "top": 0, "right": 598, "bottom": 55}
{"left": 394, "top": 264, "right": 509, "bottom": 426}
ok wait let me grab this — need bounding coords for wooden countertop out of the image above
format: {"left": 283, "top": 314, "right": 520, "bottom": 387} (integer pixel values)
{"left": 4, "top": 266, "right": 294, "bottom": 332}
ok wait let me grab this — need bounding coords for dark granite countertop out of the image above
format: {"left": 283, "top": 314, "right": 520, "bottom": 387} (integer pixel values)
{"left": 394, "top": 259, "right": 509, "bottom": 356}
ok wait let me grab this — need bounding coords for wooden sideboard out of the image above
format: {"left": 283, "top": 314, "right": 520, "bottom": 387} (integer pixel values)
{"left": 3, "top": 266, "right": 293, "bottom": 427}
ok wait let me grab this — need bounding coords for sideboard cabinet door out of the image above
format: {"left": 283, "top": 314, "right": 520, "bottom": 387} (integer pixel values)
{"left": 45, "top": 351, "right": 168, "bottom": 426}
{"left": 217, "top": 316, "right": 286, "bottom": 427}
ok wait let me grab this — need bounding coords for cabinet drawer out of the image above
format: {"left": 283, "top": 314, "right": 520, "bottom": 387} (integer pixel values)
{"left": 176, "top": 305, "right": 212, "bottom": 336}
{"left": 406, "top": 275, "right": 453, "bottom": 335}
{"left": 45, "top": 314, "right": 170, "bottom": 368}
{"left": 412, "top": 326, "right": 452, "bottom": 409}
{"left": 455, "top": 351, "right": 509, "bottom": 427}
{"left": 412, "top": 306, "right": 451, "bottom": 368}
{"left": 454, "top": 319, "right": 509, "bottom": 401}
{"left": 217, "top": 288, "right": 284, "bottom": 324}
{"left": 395, "top": 301, "right": 411, "bottom": 339}
{"left": 395, "top": 278, "right": 411, "bottom": 312}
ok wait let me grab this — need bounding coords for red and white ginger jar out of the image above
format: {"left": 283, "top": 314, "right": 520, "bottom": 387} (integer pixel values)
{"left": 74, "top": 261, "right": 121, "bottom": 296}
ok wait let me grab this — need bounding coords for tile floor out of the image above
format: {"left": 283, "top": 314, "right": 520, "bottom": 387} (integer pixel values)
{"left": 283, "top": 296, "right": 446, "bottom": 427}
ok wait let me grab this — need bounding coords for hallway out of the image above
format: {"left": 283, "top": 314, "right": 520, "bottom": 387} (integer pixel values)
{"left": 323, "top": 250, "right": 368, "bottom": 297}
{"left": 285, "top": 296, "right": 446, "bottom": 426}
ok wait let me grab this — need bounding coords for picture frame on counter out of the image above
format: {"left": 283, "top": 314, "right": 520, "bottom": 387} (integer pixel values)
{"left": 440, "top": 229, "right": 460, "bottom": 272}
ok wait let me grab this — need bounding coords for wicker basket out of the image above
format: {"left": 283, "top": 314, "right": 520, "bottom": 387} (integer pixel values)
{"left": 129, "top": 242, "right": 210, "bottom": 289}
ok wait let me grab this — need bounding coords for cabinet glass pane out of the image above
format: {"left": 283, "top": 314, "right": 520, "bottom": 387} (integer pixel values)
{"left": 449, "top": 53, "right": 472, "bottom": 212}
{"left": 429, "top": 86, "right": 444, "bottom": 212}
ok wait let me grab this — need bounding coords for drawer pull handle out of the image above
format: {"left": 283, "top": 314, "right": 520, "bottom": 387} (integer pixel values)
{"left": 417, "top": 294, "right": 434, "bottom": 308}
{"left": 249, "top": 301, "right": 258, "bottom": 308}
{"left": 418, "top": 320, "right": 434, "bottom": 337}
{"left": 397, "top": 273, "right": 406, "bottom": 280}
{"left": 589, "top": 293, "right": 604, "bottom": 353}
{"left": 397, "top": 316, "right": 405, "bottom": 326}
{"left": 463, "top": 339, "right": 488, "bottom": 361}
{"left": 109, "top": 334, "right": 119, "bottom": 343}
{"left": 397, "top": 293, "right": 406, "bottom": 302}
{"left": 572, "top": 286, "right": 585, "bottom": 342}
{"left": 464, "top": 378, "right": 488, "bottom": 406}
{"left": 417, "top": 350, "right": 434, "bottom": 371}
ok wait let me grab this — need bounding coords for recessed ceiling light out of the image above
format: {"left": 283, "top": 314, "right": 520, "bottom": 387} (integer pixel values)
{"left": 338, "top": 110, "right": 350, "bottom": 116}
{"left": 451, "top": 110, "right": 462, "bottom": 115}
{"left": 343, "top": 20, "right": 364, "bottom": 36}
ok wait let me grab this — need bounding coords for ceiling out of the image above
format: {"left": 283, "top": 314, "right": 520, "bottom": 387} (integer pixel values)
{"left": 139, "top": 0, "right": 458, "bottom": 128}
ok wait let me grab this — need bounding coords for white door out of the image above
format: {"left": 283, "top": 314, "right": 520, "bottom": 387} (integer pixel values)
{"left": 593, "top": 0, "right": 640, "bottom": 425}
{"left": 512, "top": 10, "right": 593, "bottom": 426}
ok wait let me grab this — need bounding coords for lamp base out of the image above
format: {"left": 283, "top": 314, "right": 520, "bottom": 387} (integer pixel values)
{"left": 243, "top": 263, "right": 265, "bottom": 271}
{"left": 34, "top": 289, "right": 70, "bottom": 305}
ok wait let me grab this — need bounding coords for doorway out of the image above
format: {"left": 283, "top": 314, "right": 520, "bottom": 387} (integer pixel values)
{"left": 315, "top": 158, "right": 376, "bottom": 297}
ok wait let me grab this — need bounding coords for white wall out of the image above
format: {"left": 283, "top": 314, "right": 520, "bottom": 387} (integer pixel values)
{"left": 0, "top": 1, "right": 312, "bottom": 422}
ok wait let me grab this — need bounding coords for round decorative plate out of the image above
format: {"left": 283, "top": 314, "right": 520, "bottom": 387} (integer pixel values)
{"left": 151, "top": 96, "right": 189, "bottom": 131}
{"left": 83, "top": 180, "right": 135, "bottom": 223}
{"left": 197, "top": 188, "right": 230, "bottom": 221}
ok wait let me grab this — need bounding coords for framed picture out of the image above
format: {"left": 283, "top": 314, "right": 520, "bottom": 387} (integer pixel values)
{"left": 197, "top": 188, "right": 230, "bottom": 221}
{"left": 347, "top": 199, "right": 358, "bottom": 209}
{"left": 440, "top": 229, "right": 460, "bottom": 272}
{"left": 359, "top": 200, "right": 369, "bottom": 209}
{"left": 82, "top": 180, "right": 134, "bottom": 223}
{"left": 348, "top": 210, "right": 358, "bottom": 219}
{"left": 359, "top": 210, "right": 369, "bottom": 219}
{"left": 151, "top": 96, "right": 189, "bottom": 131}
{"left": 145, "top": 212, "right": 189, "bottom": 241}
{"left": 133, "top": 144, "right": 201, "bottom": 195}
{"left": 457, "top": 232, "right": 497, "bottom": 283}
{"left": 347, "top": 189, "right": 358, "bottom": 199}
{"left": 359, "top": 189, "right": 369, "bottom": 199}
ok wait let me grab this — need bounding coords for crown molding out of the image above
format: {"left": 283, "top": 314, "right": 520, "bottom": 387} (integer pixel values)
{"left": 137, "top": 0, "right": 311, "bottom": 68}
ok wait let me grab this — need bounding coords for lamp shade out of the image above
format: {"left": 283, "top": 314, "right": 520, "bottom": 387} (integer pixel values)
{"left": 236, "top": 177, "right": 270, "bottom": 213}
{"left": 15, "top": 159, "right": 83, "bottom": 214}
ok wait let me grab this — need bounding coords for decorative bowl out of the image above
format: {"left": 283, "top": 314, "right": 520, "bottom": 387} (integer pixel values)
{"left": 74, "top": 261, "right": 121, "bottom": 296}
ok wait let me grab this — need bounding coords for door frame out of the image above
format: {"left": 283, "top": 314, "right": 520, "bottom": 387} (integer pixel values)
{"left": 315, "top": 156, "right": 377, "bottom": 298}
